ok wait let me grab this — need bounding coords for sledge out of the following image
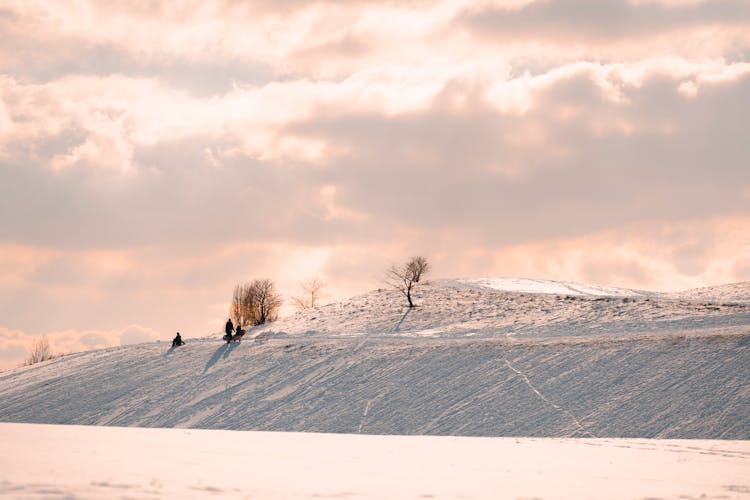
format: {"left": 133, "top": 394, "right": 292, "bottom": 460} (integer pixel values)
{"left": 223, "top": 330, "right": 245, "bottom": 343}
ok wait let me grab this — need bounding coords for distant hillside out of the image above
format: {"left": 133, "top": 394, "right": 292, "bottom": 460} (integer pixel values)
{"left": 0, "top": 279, "right": 748, "bottom": 439}
{"left": 667, "top": 281, "right": 750, "bottom": 304}
{"left": 455, "top": 277, "right": 658, "bottom": 297}
{"left": 253, "top": 278, "right": 749, "bottom": 340}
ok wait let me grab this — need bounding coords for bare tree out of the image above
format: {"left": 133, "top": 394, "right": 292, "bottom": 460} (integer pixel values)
{"left": 291, "top": 277, "right": 326, "bottom": 310}
{"left": 387, "top": 256, "right": 430, "bottom": 308}
{"left": 230, "top": 279, "right": 283, "bottom": 326}
{"left": 230, "top": 282, "right": 256, "bottom": 326}
{"left": 230, "top": 283, "right": 245, "bottom": 326}
{"left": 24, "top": 335, "right": 54, "bottom": 365}
{"left": 252, "top": 279, "right": 283, "bottom": 325}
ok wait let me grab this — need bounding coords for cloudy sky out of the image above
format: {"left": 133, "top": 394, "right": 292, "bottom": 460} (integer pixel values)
{"left": 1, "top": 0, "right": 749, "bottom": 369}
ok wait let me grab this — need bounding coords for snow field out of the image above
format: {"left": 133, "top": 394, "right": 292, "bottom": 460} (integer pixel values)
{"left": 1, "top": 423, "right": 749, "bottom": 500}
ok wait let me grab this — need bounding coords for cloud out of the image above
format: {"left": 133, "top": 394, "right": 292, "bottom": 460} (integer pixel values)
{"left": 425, "top": 214, "right": 750, "bottom": 292}
{"left": 286, "top": 66, "right": 750, "bottom": 245}
{"left": 0, "top": 241, "right": 353, "bottom": 336}
{"left": 1, "top": 57, "right": 747, "bottom": 253}
{"left": 120, "top": 325, "right": 161, "bottom": 345}
{"left": 0, "top": 327, "right": 27, "bottom": 370}
{"left": 0, "top": 0, "right": 459, "bottom": 80}
{"left": 463, "top": 0, "right": 750, "bottom": 41}
{"left": 3, "top": 0, "right": 748, "bottom": 89}
{"left": 458, "top": 0, "right": 750, "bottom": 69}
{"left": 0, "top": 324, "right": 162, "bottom": 371}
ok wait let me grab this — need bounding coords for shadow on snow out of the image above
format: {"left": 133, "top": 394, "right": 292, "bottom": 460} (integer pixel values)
{"left": 203, "top": 343, "right": 239, "bottom": 373}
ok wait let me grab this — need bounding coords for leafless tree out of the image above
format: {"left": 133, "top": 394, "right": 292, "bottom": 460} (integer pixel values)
{"left": 253, "top": 279, "right": 283, "bottom": 325}
{"left": 387, "top": 256, "right": 430, "bottom": 308}
{"left": 291, "top": 277, "right": 326, "bottom": 310}
{"left": 230, "top": 282, "right": 256, "bottom": 326}
{"left": 230, "top": 279, "right": 283, "bottom": 326}
{"left": 24, "top": 335, "right": 54, "bottom": 365}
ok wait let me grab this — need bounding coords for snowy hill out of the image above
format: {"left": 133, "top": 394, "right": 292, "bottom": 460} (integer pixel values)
{"left": 456, "top": 277, "right": 658, "bottom": 297}
{"left": 0, "top": 279, "right": 748, "bottom": 439}
{"left": 666, "top": 281, "right": 750, "bottom": 304}
{"left": 253, "top": 278, "right": 748, "bottom": 340}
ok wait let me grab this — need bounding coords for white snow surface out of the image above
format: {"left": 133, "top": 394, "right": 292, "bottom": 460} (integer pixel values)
{"left": 666, "top": 281, "right": 750, "bottom": 304}
{"left": 1, "top": 279, "right": 749, "bottom": 499}
{"left": 0, "top": 279, "right": 747, "bottom": 438}
{"left": 456, "top": 277, "right": 657, "bottom": 297}
{"left": 2, "top": 423, "right": 748, "bottom": 500}
{"left": 250, "top": 278, "right": 749, "bottom": 340}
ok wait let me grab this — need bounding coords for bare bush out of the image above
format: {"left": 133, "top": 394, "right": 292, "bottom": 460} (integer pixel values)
{"left": 387, "top": 256, "right": 430, "bottom": 308}
{"left": 24, "top": 335, "right": 54, "bottom": 366}
{"left": 291, "top": 278, "right": 326, "bottom": 310}
{"left": 230, "top": 279, "right": 283, "bottom": 326}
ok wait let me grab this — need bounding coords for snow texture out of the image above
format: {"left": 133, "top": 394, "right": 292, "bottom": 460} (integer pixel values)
{"left": 1, "top": 423, "right": 748, "bottom": 500}
{"left": 0, "top": 279, "right": 747, "bottom": 439}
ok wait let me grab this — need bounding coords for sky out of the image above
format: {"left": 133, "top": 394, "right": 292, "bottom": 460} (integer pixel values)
{"left": 1, "top": 0, "right": 749, "bottom": 369}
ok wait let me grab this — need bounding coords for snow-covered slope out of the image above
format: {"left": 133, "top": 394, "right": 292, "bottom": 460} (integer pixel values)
{"left": 667, "top": 281, "right": 750, "bottom": 304}
{"left": 0, "top": 279, "right": 747, "bottom": 439}
{"left": 252, "top": 278, "right": 749, "bottom": 340}
{"left": 457, "top": 277, "right": 657, "bottom": 297}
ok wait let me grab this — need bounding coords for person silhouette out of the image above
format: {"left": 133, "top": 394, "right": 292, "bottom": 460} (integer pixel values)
{"left": 225, "top": 318, "right": 234, "bottom": 344}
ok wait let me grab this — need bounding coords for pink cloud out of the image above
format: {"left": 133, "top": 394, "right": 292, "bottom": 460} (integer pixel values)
{"left": 0, "top": 324, "right": 162, "bottom": 371}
